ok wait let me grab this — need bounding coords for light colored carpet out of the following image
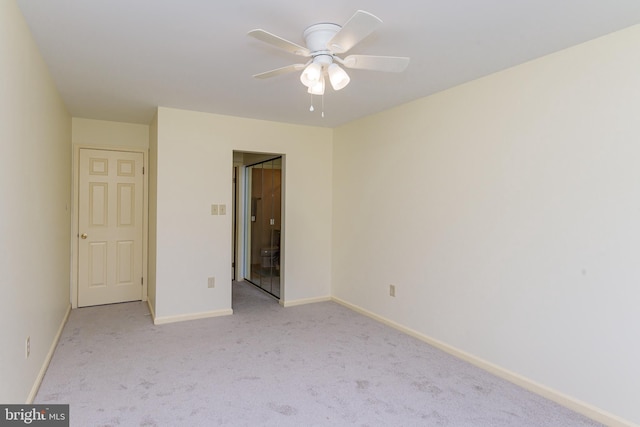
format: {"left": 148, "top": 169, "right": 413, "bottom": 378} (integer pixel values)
{"left": 36, "top": 281, "right": 602, "bottom": 426}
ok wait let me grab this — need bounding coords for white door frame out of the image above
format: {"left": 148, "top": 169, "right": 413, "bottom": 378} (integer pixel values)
{"left": 71, "top": 145, "right": 149, "bottom": 309}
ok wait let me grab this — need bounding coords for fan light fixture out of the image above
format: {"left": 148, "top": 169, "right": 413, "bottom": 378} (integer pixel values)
{"left": 300, "top": 62, "right": 322, "bottom": 88}
{"left": 302, "top": 61, "right": 350, "bottom": 92}
{"left": 307, "top": 76, "right": 325, "bottom": 95}
{"left": 327, "top": 63, "right": 350, "bottom": 91}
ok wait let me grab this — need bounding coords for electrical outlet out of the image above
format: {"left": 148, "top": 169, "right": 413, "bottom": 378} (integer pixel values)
{"left": 208, "top": 277, "right": 215, "bottom": 288}
{"left": 26, "top": 336, "right": 30, "bottom": 358}
{"left": 389, "top": 284, "right": 396, "bottom": 297}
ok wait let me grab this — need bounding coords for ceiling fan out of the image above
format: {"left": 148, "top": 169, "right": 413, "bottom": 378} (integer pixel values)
{"left": 248, "top": 10, "right": 410, "bottom": 96}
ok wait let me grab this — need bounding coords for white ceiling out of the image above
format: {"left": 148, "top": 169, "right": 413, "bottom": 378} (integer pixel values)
{"left": 16, "top": 1, "right": 640, "bottom": 128}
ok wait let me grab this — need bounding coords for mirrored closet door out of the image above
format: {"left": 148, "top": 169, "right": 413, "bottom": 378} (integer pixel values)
{"left": 246, "top": 157, "right": 281, "bottom": 298}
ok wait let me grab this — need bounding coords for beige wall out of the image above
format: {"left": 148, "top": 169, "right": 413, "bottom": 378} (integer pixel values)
{"left": 333, "top": 24, "right": 640, "bottom": 425}
{"left": 72, "top": 117, "right": 149, "bottom": 149}
{"left": 0, "top": 0, "right": 71, "bottom": 403}
{"left": 152, "top": 108, "right": 332, "bottom": 320}
{"left": 147, "top": 113, "right": 158, "bottom": 314}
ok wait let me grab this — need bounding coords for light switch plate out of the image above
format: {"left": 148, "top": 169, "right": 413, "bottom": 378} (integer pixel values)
{"left": 211, "top": 204, "right": 218, "bottom": 215}
{"left": 219, "top": 204, "right": 226, "bottom": 215}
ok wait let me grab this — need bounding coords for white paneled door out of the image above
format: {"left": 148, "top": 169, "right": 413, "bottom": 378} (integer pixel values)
{"left": 78, "top": 149, "right": 143, "bottom": 307}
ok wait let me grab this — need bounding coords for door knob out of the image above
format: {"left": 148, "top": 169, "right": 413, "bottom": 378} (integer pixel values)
{"left": 81, "top": 233, "right": 88, "bottom": 239}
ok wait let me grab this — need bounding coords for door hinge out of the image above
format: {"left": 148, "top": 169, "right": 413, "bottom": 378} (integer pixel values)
{"left": 141, "top": 277, "right": 143, "bottom": 285}
{"left": 142, "top": 166, "right": 145, "bottom": 175}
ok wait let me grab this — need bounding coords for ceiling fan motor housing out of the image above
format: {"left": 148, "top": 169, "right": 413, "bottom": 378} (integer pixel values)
{"left": 303, "top": 23, "right": 341, "bottom": 63}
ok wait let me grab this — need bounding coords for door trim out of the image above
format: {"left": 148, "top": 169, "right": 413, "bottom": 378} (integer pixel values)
{"left": 71, "top": 145, "right": 149, "bottom": 308}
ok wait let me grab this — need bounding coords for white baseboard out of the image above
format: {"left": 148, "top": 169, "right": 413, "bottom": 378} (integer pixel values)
{"left": 331, "top": 296, "right": 636, "bottom": 427}
{"left": 280, "top": 295, "right": 331, "bottom": 307}
{"left": 153, "top": 308, "right": 233, "bottom": 325}
{"left": 27, "top": 303, "right": 71, "bottom": 404}
{"left": 146, "top": 299, "right": 156, "bottom": 321}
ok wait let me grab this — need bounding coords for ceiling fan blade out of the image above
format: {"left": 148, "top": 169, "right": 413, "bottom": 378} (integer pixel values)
{"left": 253, "top": 63, "right": 307, "bottom": 79}
{"left": 341, "top": 55, "right": 410, "bottom": 72}
{"left": 248, "top": 29, "right": 310, "bottom": 57}
{"left": 327, "top": 10, "right": 383, "bottom": 54}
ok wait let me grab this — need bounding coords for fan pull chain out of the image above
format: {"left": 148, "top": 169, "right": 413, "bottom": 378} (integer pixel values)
{"left": 308, "top": 93, "right": 324, "bottom": 117}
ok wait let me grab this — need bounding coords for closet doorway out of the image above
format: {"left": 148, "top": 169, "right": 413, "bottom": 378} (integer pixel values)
{"left": 246, "top": 157, "right": 282, "bottom": 298}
